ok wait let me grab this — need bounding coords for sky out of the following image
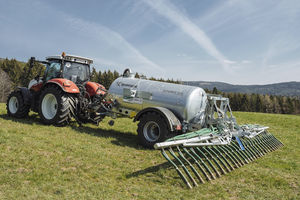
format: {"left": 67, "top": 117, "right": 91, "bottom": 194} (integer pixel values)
{"left": 0, "top": 0, "right": 300, "bottom": 84}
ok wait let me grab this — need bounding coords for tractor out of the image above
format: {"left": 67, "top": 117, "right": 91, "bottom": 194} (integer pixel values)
{"left": 6, "top": 52, "right": 111, "bottom": 126}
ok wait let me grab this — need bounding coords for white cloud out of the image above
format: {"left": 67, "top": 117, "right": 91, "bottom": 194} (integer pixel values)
{"left": 142, "top": 0, "right": 232, "bottom": 71}
{"left": 0, "top": 0, "right": 164, "bottom": 76}
{"left": 176, "top": 53, "right": 187, "bottom": 57}
{"left": 241, "top": 60, "right": 252, "bottom": 64}
{"left": 63, "top": 15, "right": 164, "bottom": 73}
{"left": 224, "top": 59, "right": 236, "bottom": 64}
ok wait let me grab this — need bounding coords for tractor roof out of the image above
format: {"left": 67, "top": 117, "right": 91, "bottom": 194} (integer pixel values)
{"left": 46, "top": 54, "right": 93, "bottom": 65}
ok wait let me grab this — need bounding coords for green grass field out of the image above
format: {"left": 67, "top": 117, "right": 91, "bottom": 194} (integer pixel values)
{"left": 0, "top": 103, "right": 299, "bottom": 200}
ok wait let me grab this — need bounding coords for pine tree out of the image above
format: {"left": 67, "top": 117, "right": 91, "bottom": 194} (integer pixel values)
{"left": 113, "top": 70, "right": 119, "bottom": 80}
{"left": 286, "top": 97, "right": 294, "bottom": 114}
{"left": 278, "top": 96, "right": 284, "bottom": 114}
{"left": 255, "top": 94, "right": 263, "bottom": 112}
{"left": 241, "top": 94, "right": 250, "bottom": 111}
{"left": 134, "top": 72, "right": 140, "bottom": 78}
{"left": 107, "top": 70, "right": 114, "bottom": 88}
{"left": 90, "top": 67, "right": 98, "bottom": 82}
{"left": 263, "top": 95, "right": 272, "bottom": 113}
{"left": 212, "top": 87, "right": 219, "bottom": 94}
{"left": 97, "top": 71, "right": 102, "bottom": 84}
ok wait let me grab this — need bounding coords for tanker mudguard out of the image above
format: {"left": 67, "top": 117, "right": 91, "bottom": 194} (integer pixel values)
{"left": 134, "top": 107, "right": 181, "bottom": 132}
{"left": 17, "top": 87, "right": 32, "bottom": 105}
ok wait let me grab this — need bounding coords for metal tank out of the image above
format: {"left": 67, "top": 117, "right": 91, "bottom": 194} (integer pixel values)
{"left": 108, "top": 75, "right": 208, "bottom": 129}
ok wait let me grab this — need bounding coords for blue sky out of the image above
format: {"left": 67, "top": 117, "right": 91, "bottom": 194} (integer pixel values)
{"left": 0, "top": 0, "right": 299, "bottom": 84}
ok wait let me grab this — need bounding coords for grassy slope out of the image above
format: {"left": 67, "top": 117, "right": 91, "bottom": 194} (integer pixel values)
{"left": 0, "top": 103, "right": 299, "bottom": 200}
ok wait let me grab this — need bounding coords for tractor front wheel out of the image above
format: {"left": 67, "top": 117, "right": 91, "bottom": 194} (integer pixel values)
{"left": 6, "top": 90, "right": 30, "bottom": 118}
{"left": 38, "top": 85, "right": 74, "bottom": 126}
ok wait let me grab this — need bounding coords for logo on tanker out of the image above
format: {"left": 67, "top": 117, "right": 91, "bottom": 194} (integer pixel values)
{"left": 116, "top": 81, "right": 137, "bottom": 88}
{"left": 163, "top": 89, "right": 184, "bottom": 96}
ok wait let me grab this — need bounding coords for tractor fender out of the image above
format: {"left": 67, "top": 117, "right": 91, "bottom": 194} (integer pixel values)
{"left": 17, "top": 87, "right": 32, "bottom": 105}
{"left": 46, "top": 78, "right": 80, "bottom": 93}
{"left": 134, "top": 107, "right": 182, "bottom": 132}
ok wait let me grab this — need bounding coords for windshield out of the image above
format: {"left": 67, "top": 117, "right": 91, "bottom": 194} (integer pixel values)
{"left": 63, "top": 62, "right": 89, "bottom": 83}
{"left": 45, "top": 60, "right": 61, "bottom": 81}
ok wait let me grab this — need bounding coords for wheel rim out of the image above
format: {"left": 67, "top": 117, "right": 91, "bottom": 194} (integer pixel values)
{"left": 8, "top": 96, "right": 19, "bottom": 114}
{"left": 143, "top": 121, "right": 160, "bottom": 142}
{"left": 41, "top": 93, "right": 58, "bottom": 120}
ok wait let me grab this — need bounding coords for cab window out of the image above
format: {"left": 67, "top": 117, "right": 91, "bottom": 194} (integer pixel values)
{"left": 45, "top": 61, "right": 61, "bottom": 81}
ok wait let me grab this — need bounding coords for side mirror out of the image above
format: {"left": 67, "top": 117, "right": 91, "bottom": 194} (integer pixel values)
{"left": 30, "top": 57, "right": 35, "bottom": 69}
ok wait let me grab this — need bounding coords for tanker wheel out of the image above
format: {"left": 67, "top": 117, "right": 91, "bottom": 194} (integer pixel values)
{"left": 137, "top": 112, "right": 170, "bottom": 148}
{"left": 6, "top": 90, "right": 30, "bottom": 118}
{"left": 38, "top": 85, "right": 74, "bottom": 126}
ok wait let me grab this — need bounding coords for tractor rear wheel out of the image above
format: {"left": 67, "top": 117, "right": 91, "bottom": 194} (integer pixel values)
{"left": 38, "top": 85, "right": 75, "bottom": 126}
{"left": 6, "top": 90, "right": 30, "bottom": 118}
{"left": 137, "top": 112, "right": 170, "bottom": 148}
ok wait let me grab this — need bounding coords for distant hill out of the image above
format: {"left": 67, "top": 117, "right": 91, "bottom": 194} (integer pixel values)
{"left": 184, "top": 81, "right": 300, "bottom": 97}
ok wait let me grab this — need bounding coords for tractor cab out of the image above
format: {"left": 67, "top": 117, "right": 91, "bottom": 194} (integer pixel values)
{"left": 45, "top": 53, "right": 92, "bottom": 84}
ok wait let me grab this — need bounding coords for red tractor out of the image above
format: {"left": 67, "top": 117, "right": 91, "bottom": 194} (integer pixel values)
{"left": 6, "top": 52, "right": 111, "bottom": 126}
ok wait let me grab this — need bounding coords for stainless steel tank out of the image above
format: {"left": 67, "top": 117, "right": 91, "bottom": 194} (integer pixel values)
{"left": 108, "top": 76, "right": 208, "bottom": 128}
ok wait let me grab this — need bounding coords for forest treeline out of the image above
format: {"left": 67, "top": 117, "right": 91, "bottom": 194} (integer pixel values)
{"left": 0, "top": 58, "right": 41, "bottom": 102}
{"left": 209, "top": 87, "right": 300, "bottom": 114}
{"left": 1, "top": 58, "right": 299, "bottom": 114}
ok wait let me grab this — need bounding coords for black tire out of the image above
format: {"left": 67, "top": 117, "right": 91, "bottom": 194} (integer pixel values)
{"left": 38, "top": 84, "right": 74, "bottom": 126}
{"left": 6, "top": 90, "right": 30, "bottom": 118}
{"left": 137, "top": 112, "right": 171, "bottom": 148}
